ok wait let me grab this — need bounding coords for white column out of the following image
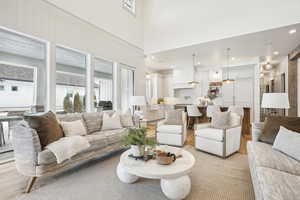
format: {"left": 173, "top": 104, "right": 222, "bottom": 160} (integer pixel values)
{"left": 253, "top": 60, "right": 261, "bottom": 122}
{"left": 113, "top": 62, "right": 120, "bottom": 111}
{"left": 86, "top": 55, "right": 94, "bottom": 112}
{"left": 46, "top": 42, "right": 56, "bottom": 112}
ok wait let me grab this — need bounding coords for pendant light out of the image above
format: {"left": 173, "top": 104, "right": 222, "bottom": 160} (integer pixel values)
{"left": 188, "top": 53, "right": 200, "bottom": 86}
{"left": 222, "top": 48, "right": 235, "bottom": 83}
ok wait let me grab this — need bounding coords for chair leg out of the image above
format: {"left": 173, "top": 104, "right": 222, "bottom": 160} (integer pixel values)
{"left": 25, "top": 177, "right": 37, "bottom": 193}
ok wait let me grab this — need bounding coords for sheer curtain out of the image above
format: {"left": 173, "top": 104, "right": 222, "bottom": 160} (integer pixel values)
{"left": 120, "top": 66, "right": 134, "bottom": 113}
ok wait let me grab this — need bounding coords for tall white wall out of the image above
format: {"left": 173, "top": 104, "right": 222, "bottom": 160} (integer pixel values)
{"left": 144, "top": 0, "right": 300, "bottom": 54}
{"left": 45, "top": 0, "right": 144, "bottom": 49}
{"left": 0, "top": 0, "right": 146, "bottom": 109}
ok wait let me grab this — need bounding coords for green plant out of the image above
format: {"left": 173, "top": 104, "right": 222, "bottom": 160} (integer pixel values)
{"left": 157, "top": 97, "right": 164, "bottom": 104}
{"left": 122, "top": 128, "right": 156, "bottom": 147}
{"left": 63, "top": 94, "right": 73, "bottom": 113}
{"left": 73, "top": 92, "right": 82, "bottom": 113}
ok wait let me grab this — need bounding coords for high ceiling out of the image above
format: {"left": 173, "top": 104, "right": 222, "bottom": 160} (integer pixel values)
{"left": 146, "top": 23, "right": 300, "bottom": 71}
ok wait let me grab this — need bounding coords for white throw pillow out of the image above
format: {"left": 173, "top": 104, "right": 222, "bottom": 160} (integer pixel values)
{"left": 60, "top": 120, "right": 87, "bottom": 137}
{"left": 120, "top": 109, "right": 134, "bottom": 127}
{"left": 273, "top": 126, "right": 300, "bottom": 161}
{"left": 102, "top": 112, "right": 123, "bottom": 130}
{"left": 211, "top": 111, "right": 230, "bottom": 128}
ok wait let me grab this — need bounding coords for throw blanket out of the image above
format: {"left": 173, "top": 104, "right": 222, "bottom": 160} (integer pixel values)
{"left": 46, "top": 136, "right": 90, "bottom": 164}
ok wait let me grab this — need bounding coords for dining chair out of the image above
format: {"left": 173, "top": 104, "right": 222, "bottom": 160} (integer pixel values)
{"left": 186, "top": 105, "right": 202, "bottom": 129}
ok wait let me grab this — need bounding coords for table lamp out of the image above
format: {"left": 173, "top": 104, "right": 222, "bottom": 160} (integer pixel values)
{"left": 261, "top": 93, "right": 290, "bottom": 116}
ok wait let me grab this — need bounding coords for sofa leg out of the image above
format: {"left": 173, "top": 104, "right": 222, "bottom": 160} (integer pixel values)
{"left": 25, "top": 177, "right": 37, "bottom": 193}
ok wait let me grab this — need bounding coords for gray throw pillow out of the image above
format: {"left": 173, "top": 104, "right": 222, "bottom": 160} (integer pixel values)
{"left": 82, "top": 112, "right": 102, "bottom": 134}
{"left": 211, "top": 111, "right": 230, "bottom": 128}
{"left": 273, "top": 126, "right": 300, "bottom": 162}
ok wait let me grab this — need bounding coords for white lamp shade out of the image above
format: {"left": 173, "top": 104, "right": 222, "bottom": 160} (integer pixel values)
{"left": 130, "top": 96, "right": 146, "bottom": 106}
{"left": 261, "top": 93, "right": 290, "bottom": 109}
{"left": 164, "top": 97, "right": 177, "bottom": 105}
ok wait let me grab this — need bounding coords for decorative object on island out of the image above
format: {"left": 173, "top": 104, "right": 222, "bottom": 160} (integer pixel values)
{"left": 207, "top": 84, "right": 221, "bottom": 100}
{"left": 157, "top": 97, "right": 164, "bottom": 104}
{"left": 261, "top": 93, "right": 290, "bottom": 116}
{"left": 222, "top": 48, "right": 235, "bottom": 83}
{"left": 122, "top": 128, "right": 156, "bottom": 157}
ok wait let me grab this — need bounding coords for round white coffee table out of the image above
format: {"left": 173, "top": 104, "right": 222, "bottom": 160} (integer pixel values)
{"left": 116, "top": 146, "right": 195, "bottom": 200}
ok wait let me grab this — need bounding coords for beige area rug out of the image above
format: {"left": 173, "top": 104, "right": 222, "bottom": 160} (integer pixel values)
{"left": 17, "top": 146, "right": 255, "bottom": 200}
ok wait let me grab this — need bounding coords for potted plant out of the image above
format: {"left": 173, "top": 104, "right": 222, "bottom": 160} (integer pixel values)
{"left": 122, "top": 128, "right": 156, "bottom": 157}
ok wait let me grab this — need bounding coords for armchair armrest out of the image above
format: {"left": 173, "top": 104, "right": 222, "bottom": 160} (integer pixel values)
{"left": 251, "top": 122, "right": 264, "bottom": 141}
{"left": 194, "top": 123, "right": 211, "bottom": 130}
{"left": 11, "top": 121, "right": 41, "bottom": 177}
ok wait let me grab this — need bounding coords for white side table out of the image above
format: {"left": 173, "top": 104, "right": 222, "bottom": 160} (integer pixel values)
{"left": 116, "top": 146, "right": 195, "bottom": 200}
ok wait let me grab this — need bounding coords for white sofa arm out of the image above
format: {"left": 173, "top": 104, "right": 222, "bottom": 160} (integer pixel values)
{"left": 251, "top": 122, "right": 264, "bottom": 141}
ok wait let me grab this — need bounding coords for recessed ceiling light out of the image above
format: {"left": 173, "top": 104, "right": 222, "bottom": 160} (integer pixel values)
{"left": 273, "top": 51, "right": 279, "bottom": 55}
{"left": 289, "top": 29, "right": 296, "bottom": 34}
{"left": 231, "top": 57, "right": 235, "bottom": 61}
{"left": 151, "top": 56, "right": 155, "bottom": 59}
{"left": 197, "top": 62, "right": 201, "bottom": 65}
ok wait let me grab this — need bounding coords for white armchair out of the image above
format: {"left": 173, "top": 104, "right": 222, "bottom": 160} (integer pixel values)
{"left": 156, "top": 110, "right": 187, "bottom": 146}
{"left": 195, "top": 109, "right": 243, "bottom": 158}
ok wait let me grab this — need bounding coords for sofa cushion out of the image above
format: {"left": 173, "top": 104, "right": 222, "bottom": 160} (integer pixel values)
{"left": 260, "top": 116, "right": 300, "bottom": 144}
{"left": 256, "top": 167, "right": 300, "bottom": 200}
{"left": 247, "top": 141, "right": 300, "bottom": 176}
{"left": 82, "top": 112, "right": 103, "bottom": 134}
{"left": 195, "top": 128, "right": 224, "bottom": 142}
{"left": 24, "top": 111, "right": 64, "bottom": 148}
{"left": 157, "top": 125, "right": 182, "bottom": 134}
{"left": 38, "top": 133, "right": 108, "bottom": 165}
{"left": 96, "top": 128, "right": 128, "bottom": 145}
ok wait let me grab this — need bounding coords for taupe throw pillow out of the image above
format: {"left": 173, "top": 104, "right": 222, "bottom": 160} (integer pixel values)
{"left": 211, "top": 111, "right": 230, "bottom": 128}
{"left": 24, "top": 111, "right": 64, "bottom": 148}
{"left": 260, "top": 116, "right": 300, "bottom": 144}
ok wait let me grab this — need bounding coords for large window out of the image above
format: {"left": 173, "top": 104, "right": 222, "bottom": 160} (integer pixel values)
{"left": 0, "top": 28, "right": 47, "bottom": 153}
{"left": 56, "top": 46, "right": 87, "bottom": 113}
{"left": 120, "top": 65, "right": 134, "bottom": 112}
{"left": 0, "top": 28, "right": 47, "bottom": 111}
{"left": 94, "top": 58, "right": 113, "bottom": 110}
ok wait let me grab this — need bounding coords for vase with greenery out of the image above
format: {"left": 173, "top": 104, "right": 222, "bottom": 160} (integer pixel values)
{"left": 122, "top": 128, "right": 156, "bottom": 157}
{"left": 73, "top": 92, "right": 82, "bottom": 113}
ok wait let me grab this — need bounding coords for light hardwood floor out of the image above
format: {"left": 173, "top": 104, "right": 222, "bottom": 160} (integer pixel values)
{"left": 0, "top": 128, "right": 250, "bottom": 200}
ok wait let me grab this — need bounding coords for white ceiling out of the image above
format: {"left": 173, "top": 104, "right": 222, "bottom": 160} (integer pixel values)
{"left": 144, "top": 0, "right": 300, "bottom": 54}
{"left": 146, "top": 23, "right": 300, "bottom": 71}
